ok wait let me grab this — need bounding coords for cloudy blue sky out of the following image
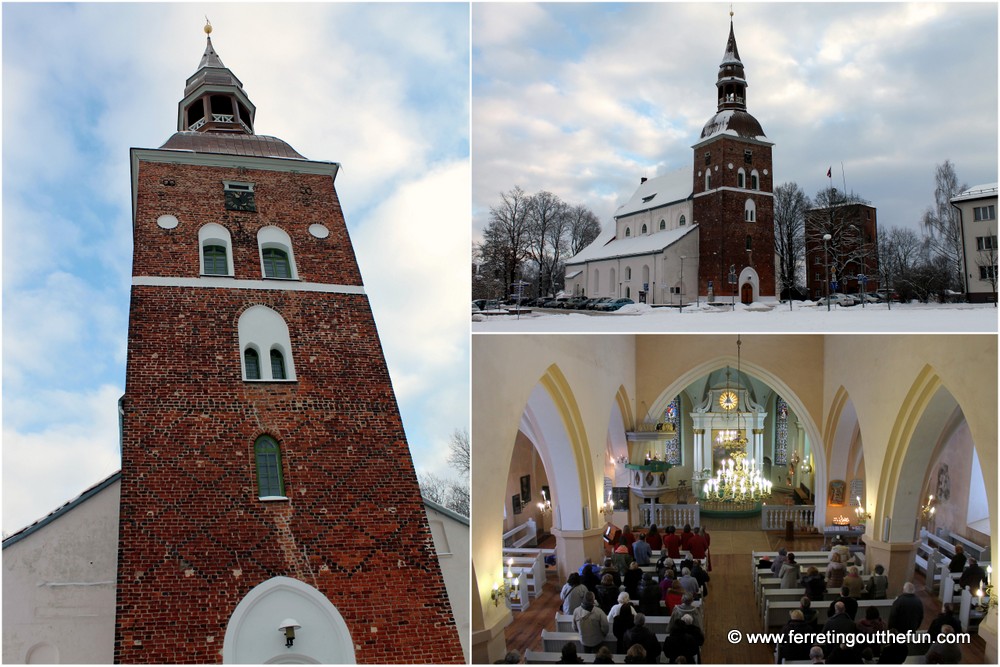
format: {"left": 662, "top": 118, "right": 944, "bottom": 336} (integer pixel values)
{"left": 472, "top": 2, "right": 998, "bottom": 239}
{"left": 2, "top": 3, "right": 470, "bottom": 533}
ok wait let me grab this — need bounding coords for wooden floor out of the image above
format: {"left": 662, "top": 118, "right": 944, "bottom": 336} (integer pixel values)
{"left": 503, "top": 530, "right": 988, "bottom": 664}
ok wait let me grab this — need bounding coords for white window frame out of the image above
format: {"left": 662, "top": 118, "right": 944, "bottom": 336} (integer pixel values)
{"left": 198, "top": 223, "right": 235, "bottom": 276}
{"left": 238, "top": 305, "right": 297, "bottom": 382}
{"left": 257, "top": 226, "right": 299, "bottom": 280}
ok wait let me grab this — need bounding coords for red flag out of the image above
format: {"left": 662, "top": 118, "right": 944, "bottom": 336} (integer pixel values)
{"left": 827, "top": 167, "right": 832, "bottom": 178}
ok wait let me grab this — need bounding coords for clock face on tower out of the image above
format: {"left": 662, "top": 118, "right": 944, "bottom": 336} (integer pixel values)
{"left": 719, "top": 390, "right": 738, "bottom": 411}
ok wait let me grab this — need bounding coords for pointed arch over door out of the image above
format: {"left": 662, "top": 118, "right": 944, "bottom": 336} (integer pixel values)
{"left": 223, "top": 576, "right": 355, "bottom": 664}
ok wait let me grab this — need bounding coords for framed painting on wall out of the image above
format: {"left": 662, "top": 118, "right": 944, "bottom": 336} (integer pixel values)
{"left": 829, "top": 480, "right": 847, "bottom": 506}
{"left": 512, "top": 494, "right": 522, "bottom": 515}
{"left": 520, "top": 475, "right": 531, "bottom": 503}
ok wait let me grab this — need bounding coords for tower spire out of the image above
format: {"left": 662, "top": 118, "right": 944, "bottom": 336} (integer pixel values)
{"left": 717, "top": 17, "right": 747, "bottom": 112}
{"left": 177, "top": 22, "right": 256, "bottom": 135}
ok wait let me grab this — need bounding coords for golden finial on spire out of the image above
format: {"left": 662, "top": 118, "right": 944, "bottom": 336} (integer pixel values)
{"left": 204, "top": 17, "right": 213, "bottom": 35}
{"left": 730, "top": 4, "right": 734, "bottom": 19}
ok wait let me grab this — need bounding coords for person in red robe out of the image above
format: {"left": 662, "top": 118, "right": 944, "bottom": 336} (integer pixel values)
{"left": 687, "top": 527, "right": 708, "bottom": 560}
{"left": 663, "top": 526, "right": 682, "bottom": 558}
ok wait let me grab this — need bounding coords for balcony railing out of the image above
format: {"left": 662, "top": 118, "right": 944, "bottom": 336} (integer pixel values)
{"left": 761, "top": 504, "right": 815, "bottom": 531}
{"left": 636, "top": 503, "right": 700, "bottom": 529}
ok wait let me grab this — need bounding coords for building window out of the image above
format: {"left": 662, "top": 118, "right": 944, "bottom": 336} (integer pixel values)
{"left": 979, "top": 265, "right": 998, "bottom": 281}
{"left": 262, "top": 248, "right": 291, "bottom": 278}
{"left": 659, "top": 219, "right": 666, "bottom": 230}
{"left": 679, "top": 215, "right": 686, "bottom": 226}
{"left": 704, "top": 151, "right": 711, "bottom": 165}
{"left": 745, "top": 199, "right": 756, "bottom": 222}
{"left": 705, "top": 172, "right": 712, "bottom": 190}
{"left": 203, "top": 245, "right": 228, "bottom": 276}
{"left": 641, "top": 224, "right": 648, "bottom": 234}
{"left": 746, "top": 235, "right": 753, "bottom": 251}
{"left": 198, "top": 223, "right": 234, "bottom": 276}
{"left": 744, "top": 150, "right": 753, "bottom": 164}
{"left": 774, "top": 397, "right": 789, "bottom": 465}
{"left": 974, "top": 205, "right": 996, "bottom": 221}
{"left": 750, "top": 170, "right": 760, "bottom": 190}
{"left": 255, "top": 436, "right": 285, "bottom": 498}
{"left": 663, "top": 395, "right": 682, "bottom": 465}
{"left": 239, "top": 306, "right": 296, "bottom": 381}
{"left": 976, "top": 235, "right": 998, "bottom": 251}
{"left": 625, "top": 227, "right": 631, "bottom": 238}
{"left": 258, "top": 226, "right": 298, "bottom": 280}
{"left": 270, "top": 349, "right": 287, "bottom": 379}
{"left": 244, "top": 348, "right": 261, "bottom": 380}
{"left": 224, "top": 181, "right": 256, "bottom": 212}
{"left": 737, "top": 168, "right": 746, "bottom": 188}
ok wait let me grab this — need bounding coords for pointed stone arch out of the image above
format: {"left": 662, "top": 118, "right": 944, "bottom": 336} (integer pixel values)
{"left": 644, "top": 352, "right": 826, "bottom": 516}
{"left": 222, "top": 576, "right": 355, "bottom": 664}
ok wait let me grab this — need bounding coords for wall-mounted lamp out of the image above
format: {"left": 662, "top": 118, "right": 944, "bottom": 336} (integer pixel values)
{"left": 278, "top": 618, "right": 301, "bottom": 648}
{"left": 601, "top": 492, "right": 615, "bottom": 520}
{"left": 854, "top": 496, "right": 871, "bottom": 524}
{"left": 491, "top": 581, "right": 511, "bottom": 607}
{"left": 920, "top": 494, "right": 936, "bottom": 518}
{"left": 537, "top": 489, "right": 552, "bottom": 515}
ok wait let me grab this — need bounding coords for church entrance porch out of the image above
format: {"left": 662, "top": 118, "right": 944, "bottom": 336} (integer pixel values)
{"left": 741, "top": 282, "right": 753, "bottom": 304}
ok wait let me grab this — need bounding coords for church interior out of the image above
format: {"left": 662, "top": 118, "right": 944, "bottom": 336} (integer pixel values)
{"left": 471, "top": 334, "right": 997, "bottom": 663}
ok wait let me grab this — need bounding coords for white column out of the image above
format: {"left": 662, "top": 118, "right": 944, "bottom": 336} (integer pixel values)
{"left": 693, "top": 429, "right": 705, "bottom": 476}
{"left": 753, "top": 428, "right": 764, "bottom": 465}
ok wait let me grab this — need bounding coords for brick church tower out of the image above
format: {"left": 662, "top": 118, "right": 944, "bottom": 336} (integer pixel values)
{"left": 693, "top": 18, "right": 776, "bottom": 302}
{"left": 115, "top": 26, "right": 464, "bottom": 664}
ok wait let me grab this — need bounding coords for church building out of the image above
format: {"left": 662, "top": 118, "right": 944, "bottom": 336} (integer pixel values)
{"left": 3, "top": 26, "right": 465, "bottom": 665}
{"left": 564, "top": 18, "right": 776, "bottom": 305}
{"left": 471, "top": 334, "right": 996, "bottom": 663}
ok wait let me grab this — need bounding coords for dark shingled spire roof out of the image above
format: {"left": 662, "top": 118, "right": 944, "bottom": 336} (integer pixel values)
{"left": 198, "top": 35, "right": 226, "bottom": 70}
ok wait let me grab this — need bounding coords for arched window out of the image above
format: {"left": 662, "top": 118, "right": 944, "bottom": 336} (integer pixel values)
{"left": 705, "top": 172, "right": 712, "bottom": 190}
{"left": 257, "top": 226, "right": 298, "bottom": 279}
{"left": 679, "top": 215, "right": 686, "bottom": 226}
{"left": 745, "top": 199, "right": 756, "bottom": 222}
{"left": 609, "top": 268, "right": 616, "bottom": 293}
{"left": 746, "top": 234, "right": 753, "bottom": 251}
{"left": 262, "top": 248, "right": 291, "bottom": 278}
{"left": 593, "top": 269, "right": 600, "bottom": 295}
{"left": 737, "top": 168, "right": 746, "bottom": 188}
{"left": 244, "top": 348, "right": 261, "bottom": 380}
{"left": 198, "top": 223, "right": 234, "bottom": 276}
{"left": 270, "top": 349, "right": 286, "bottom": 380}
{"left": 203, "top": 245, "right": 228, "bottom": 276}
{"left": 641, "top": 224, "right": 648, "bottom": 234}
{"left": 254, "top": 436, "right": 285, "bottom": 498}
{"left": 624, "top": 227, "right": 631, "bottom": 238}
{"left": 751, "top": 170, "right": 760, "bottom": 190}
{"left": 659, "top": 219, "right": 666, "bottom": 231}
{"left": 626, "top": 267, "right": 632, "bottom": 280}
{"left": 238, "top": 306, "right": 296, "bottom": 381}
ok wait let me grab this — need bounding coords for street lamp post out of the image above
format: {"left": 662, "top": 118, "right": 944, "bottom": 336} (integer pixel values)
{"left": 679, "top": 255, "right": 686, "bottom": 312}
{"left": 823, "top": 233, "right": 832, "bottom": 311}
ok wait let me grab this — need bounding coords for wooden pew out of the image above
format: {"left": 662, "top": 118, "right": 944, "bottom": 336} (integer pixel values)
{"left": 764, "top": 598, "right": 895, "bottom": 628}
{"left": 524, "top": 650, "right": 626, "bottom": 664}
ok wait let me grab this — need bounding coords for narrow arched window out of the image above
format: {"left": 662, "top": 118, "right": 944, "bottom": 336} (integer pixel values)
{"left": 624, "top": 227, "right": 631, "bottom": 238}
{"left": 679, "top": 215, "right": 686, "bottom": 226}
{"left": 262, "top": 248, "right": 291, "bottom": 278}
{"left": 751, "top": 170, "right": 760, "bottom": 190}
{"left": 270, "top": 349, "right": 286, "bottom": 380}
{"left": 746, "top": 235, "right": 753, "bottom": 251}
{"left": 737, "top": 168, "right": 746, "bottom": 189}
{"left": 745, "top": 199, "right": 756, "bottom": 222}
{"left": 641, "top": 224, "right": 648, "bottom": 234}
{"left": 626, "top": 267, "right": 632, "bottom": 280}
{"left": 705, "top": 172, "right": 712, "bottom": 190}
{"left": 244, "top": 348, "right": 261, "bottom": 380}
{"left": 255, "top": 436, "right": 285, "bottom": 498}
{"left": 203, "top": 245, "right": 228, "bottom": 275}
{"left": 659, "top": 219, "right": 666, "bottom": 230}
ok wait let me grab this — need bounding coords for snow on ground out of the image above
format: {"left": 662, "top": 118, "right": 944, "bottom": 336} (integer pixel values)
{"left": 472, "top": 301, "right": 998, "bottom": 333}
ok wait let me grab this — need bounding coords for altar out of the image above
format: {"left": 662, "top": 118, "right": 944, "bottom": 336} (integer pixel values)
{"left": 821, "top": 525, "right": 865, "bottom": 548}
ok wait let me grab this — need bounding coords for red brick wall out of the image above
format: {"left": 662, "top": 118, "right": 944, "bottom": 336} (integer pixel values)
{"left": 693, "top": 137, "right": 776, "bottom": 297}
{"left": 115, "top": 157, "right": 464, "bottom": 663}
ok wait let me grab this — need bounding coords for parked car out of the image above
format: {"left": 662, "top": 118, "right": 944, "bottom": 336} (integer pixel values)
{"left": 482, "top": 300, "right": 503, "bottom": 311}
{"left": 564, "top": 296, "right": 590, "bottom": 309}
{"left": 824, "top": 293, "right": 857, "bottom": 307}
{"left": 598, "top": 298, "right": 635, "bottom": 312}
{"left": 859, "top": 293, "right": 881, "bottom": 304}
{"left": 587, "top": 297, "right": 614, "bottom": 310}
{"left": 473, "top": 299, "right": 488, "bottom": 310}
{"left": 472, "top": 301, "right": 481, "bottom": 312}
{"left": 542, "top": 298, "right": 563, "bottom": 308}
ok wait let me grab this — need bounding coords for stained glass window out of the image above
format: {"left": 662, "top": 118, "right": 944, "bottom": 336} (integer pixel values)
{"left": 663, "top": 395, "right": 681, "bottom": 465}
{"left": 775, "top": 396, "right": 789, "bottom": 465}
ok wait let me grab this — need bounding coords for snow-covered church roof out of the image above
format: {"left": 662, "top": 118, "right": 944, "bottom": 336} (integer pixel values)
{"left": 566, "top": 222, "right": 699, "bottom": 265}
{"left": 615, "top": 166, "right": 693, "bottom": 218}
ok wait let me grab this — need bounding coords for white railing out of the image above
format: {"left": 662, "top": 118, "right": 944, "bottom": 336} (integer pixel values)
{"left": 637, "top": 503, "right": 699, "bottom": 528}
{"left": 239, "top": 119, "right": 253, "bottom": 134}
{"left": 502, "top": 518, "right": 537, "bottom": 548}
{"left": 761, "top": 504, "right": 815, "bottom": 531}
{"left": 212, "top": 113, "right": 234, "bottom": 123}
{"left": 188, "top": 117, "right": 206, "bottom": 131}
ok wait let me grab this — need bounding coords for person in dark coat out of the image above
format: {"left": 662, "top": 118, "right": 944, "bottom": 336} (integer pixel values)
{"left": 822, "top": 601, "right": 857, "bottom": 653}
{"left": 592, "top": 647, "right": 615, "bottom": 664}
{"left": 690, "top": 559, "right": 710, "bottom": 598}
{"left": 557, "top": 642, "right": 584, "bottom": 663}
{"left": 827, "top": 586, "right": 858, "bottom": 620}
{"left": 623, "top": 613, "right": 662, "bottom": 664}
{"left": 948, "top": 545, "right": 966, "bottom": 574}
{"left": 662, "top": 613, "right": 704, "bottom": 664}
{"left": 888, "top": 582, "right": 924, "bottom": 633}
{"left": 800, "top": 566, "right": 827, "bottom": 601}
{"left": 624, "top": 561, "right": 644, "bottom": 599}
{"left": 798, "top": 596, "right": 819, "bottom": 629}
{"left": 638, "top": 573, "right": 665, "bottom": 616}
{"left": 595, "top": 574, "right": 620, "bottom": 614}
{"left": 581, "top": 561, "right": 601, "bottom": 593}
{"left": 924, "top": 624, "right": 962, "bottom": 664}
{"left": 958, "top": 557, "right": 986, "bottom": 591}
{"left": 777, "top": 610, "right": 815, "bottom": 663}
{"left": 927, "top": 603, "right": 963, "bottom": 637}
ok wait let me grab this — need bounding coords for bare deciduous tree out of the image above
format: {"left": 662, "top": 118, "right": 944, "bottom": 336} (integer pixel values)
{"left": 568, "top": 204, "right": 602, "bottom": 256}
{"left": 418, "top": 429, "right": 470, "bottom": 517}
{"left": 479, "top": 186, "right": 532, "bottom": 299}
{"left": 772, "top": 182, "right": 809, "bottom": 307}
{"left": 921, "top": 160, "right": 967, "bottom": 291}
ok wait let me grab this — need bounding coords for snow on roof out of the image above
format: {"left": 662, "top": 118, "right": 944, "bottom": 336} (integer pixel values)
{"left": 615, "top": 166, "right": 693, "bottom": 218}
{"left": 951, "top": 183, "right": 998, "bottom": 203}
{"left": 567, "top": 223, "right": 699, "bottom": 265}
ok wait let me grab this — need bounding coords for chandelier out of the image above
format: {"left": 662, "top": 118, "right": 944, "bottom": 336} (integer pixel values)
{"left": 701, "top": 335, "right": 772, "bottom": 504}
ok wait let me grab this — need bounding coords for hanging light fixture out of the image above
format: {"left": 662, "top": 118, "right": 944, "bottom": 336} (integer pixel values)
{"left": 702, "top": 335, "right": 772, "bottom": 506}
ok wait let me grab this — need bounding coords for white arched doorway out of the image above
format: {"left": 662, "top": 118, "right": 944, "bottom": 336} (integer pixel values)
{"left": 223, "top": 576, "right": 355, "bottom": 664}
